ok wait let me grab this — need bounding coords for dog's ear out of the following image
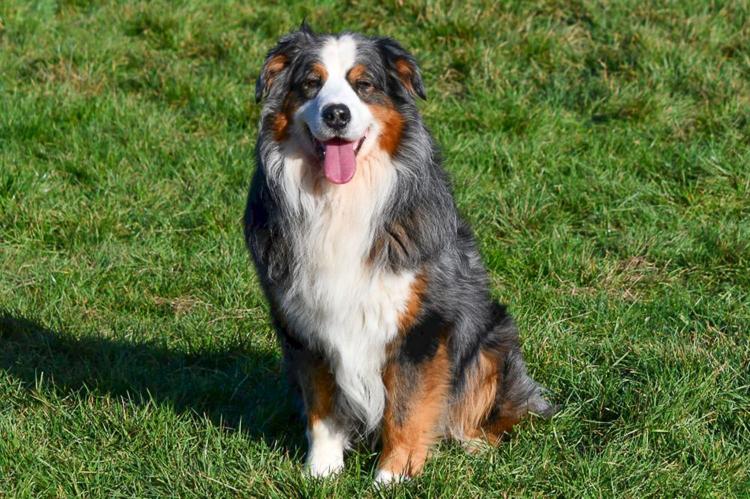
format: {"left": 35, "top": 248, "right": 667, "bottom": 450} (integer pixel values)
{"left": 376, "top": 37, "right": 426, "bottom": 100}
{"left": 299, "top": 19, "right": 314, "bottom": 36}
{"left": 255, "top": 27, "right": 315, "bottom": 103}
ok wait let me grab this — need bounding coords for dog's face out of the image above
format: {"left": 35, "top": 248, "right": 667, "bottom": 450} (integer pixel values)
{"left": 256, "top": 27, "right": 425, "bottom": 184}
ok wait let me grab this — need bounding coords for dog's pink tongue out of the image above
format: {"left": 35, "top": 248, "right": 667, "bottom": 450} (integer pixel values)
{"left": 323, "top": 138, "right": 356, "bottom": 184}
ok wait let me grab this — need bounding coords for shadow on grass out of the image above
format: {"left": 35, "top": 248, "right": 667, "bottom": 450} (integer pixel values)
{"left": 0, "top": 312, "right": 303, "bottom": 454}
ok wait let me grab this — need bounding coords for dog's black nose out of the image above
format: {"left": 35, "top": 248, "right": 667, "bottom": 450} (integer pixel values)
{"left": 322, "top": 104, "right": 351, "bottom": 130}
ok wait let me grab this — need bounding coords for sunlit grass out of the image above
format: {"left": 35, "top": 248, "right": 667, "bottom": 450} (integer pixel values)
{"left": 1, "top": 1, "right": 748, "bottom": 496}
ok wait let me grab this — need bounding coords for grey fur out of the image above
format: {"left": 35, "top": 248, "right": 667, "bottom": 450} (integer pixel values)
{"left": 245, "top": 28, "right": 554, "bottom": 448}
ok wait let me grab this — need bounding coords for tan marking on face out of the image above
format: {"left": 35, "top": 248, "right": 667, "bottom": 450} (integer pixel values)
{"left": 369, "top": 103, "right": 404, "bottom": 156}
{"left": 271, "top": 91, "right": 304, "bottom": 142}
{"left": 379, "top": 339, "right": 450, "bottom": 478}
{"left": 311, "top": 62, "right": 329, "bottom": 82}
{"left": 271, "top": 112, "right": 289, "bottom": 142}
{"left": 346, "top": 64, "right": 367, "bottom": 85}
{"left": 272, "top": 64, "right": 329, "bottom": 143}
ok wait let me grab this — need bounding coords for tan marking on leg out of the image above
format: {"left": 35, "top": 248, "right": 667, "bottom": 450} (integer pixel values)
{"left": 449, "top": 351, "right": 499, "bottom": 441}
{"left": 303, "top": 360, "right": 346, "bottom": 477}
{"left": 378, "top": 340, "right": 450, "bottom": 478}
{"left": 304, "top": 360, "right": 336, "bottom": 426}
{"left": 449, "top": 350, "right": 525, "bottom": 446}
{"left": 482, "top": 405, "right": 521, "bottom": 444}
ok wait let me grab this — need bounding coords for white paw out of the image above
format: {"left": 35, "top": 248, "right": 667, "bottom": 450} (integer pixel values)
{"left": 305, "top": 418, "right": 347, "bottom": 478}
{"left": 306, "top": 453, "right": 344, "bottom": 478}
{"left": 374, "top": 469, "right": 408, "bottom": 486}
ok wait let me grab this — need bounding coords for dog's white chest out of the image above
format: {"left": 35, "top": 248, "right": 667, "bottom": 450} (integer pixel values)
{"left": 275, "top": 152, "right": 413, "bottom": 428}
{"left": 280, "top": 213, "right": 414, "bottom": 428}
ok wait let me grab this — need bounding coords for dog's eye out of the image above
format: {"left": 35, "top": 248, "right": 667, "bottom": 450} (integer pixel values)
{"left": 302, "top": 78, "right": 322, "bottom": 93}
{"left": 356, "top": 80, "right": 374, "bottom": 93}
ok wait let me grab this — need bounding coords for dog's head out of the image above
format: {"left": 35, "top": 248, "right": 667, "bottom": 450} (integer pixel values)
{"left": 256, "top": 25, "right": 425, "bottom": 185}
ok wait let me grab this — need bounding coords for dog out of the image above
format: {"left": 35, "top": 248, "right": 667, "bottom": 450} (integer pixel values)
{"left": 244, "top": 24, "right": 554, "bottom": 484}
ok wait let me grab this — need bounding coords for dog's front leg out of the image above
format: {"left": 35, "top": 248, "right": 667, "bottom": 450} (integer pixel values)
{"left": 294, "top": 354, "right": 349, "bottom": 477}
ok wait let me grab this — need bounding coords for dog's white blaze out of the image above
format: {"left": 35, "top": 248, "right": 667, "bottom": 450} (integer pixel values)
{"left": 298, "top": 35, "right": 373, "bottom": 142}
{"left": 271, "top": 143, "right": 413, "bottom": 430}
{"left": 305, "top": 417, "right": 347, "bottom": 477}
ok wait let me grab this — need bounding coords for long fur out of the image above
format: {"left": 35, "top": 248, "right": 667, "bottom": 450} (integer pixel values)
{"left": 245, "top": 27, "right": 554, "bottom": 480}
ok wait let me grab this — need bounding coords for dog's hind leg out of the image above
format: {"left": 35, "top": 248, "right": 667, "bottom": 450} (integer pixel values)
{"left": 448, "top": 305, "right": 555, "bottom": 448}
{"left": 483, "top": 347, "right": 554, "bottom": 444}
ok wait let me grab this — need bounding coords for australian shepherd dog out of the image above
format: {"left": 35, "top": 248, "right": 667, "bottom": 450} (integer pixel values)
{"left": 244, "top": 24, "right": 554, "bottom": 484}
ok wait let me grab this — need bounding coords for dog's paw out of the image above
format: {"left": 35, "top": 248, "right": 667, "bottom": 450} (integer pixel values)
{"left": 305, "top": 418, "right": 347, "bottom": 478}
{"left": 461, "top": 437, "right": 492, "bottom": 455}
{"left": 374, "top": 469, "right": 408, "bottom": 487}
{"left": 305, "top": 453, "right": 344, "bottom": 478}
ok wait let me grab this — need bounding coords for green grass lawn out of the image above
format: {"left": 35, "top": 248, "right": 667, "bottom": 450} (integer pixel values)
{"left": 1, "top": 0, "right": 749, "bottom": 496}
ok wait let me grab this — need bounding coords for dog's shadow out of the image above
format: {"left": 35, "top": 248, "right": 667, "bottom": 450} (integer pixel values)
{"left": 0, "top": 312, "right": 303, "bottom": 454}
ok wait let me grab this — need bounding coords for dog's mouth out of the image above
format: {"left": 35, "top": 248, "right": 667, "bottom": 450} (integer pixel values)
{"left": 306, "top": 126, "right": 368, "bottom": 185}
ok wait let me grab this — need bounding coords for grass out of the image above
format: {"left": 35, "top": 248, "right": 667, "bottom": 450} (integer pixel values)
{"left": 1, "top": 0, "right": 749, "bottom": 496}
